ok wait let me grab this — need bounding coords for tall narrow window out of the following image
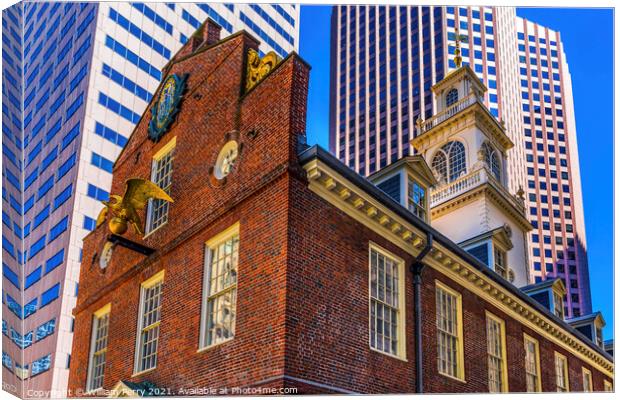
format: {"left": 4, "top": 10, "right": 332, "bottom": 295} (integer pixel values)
{"left": 436, "top": 281, "right": 464, "bottom": 380}
{"left": 486, "top": 312, "right": 508, "bottom": 392}
{"left": 481, "top": 142, "right": 501, "bottom": 181}
{"left": 407, "top": 176, "right": 426, "bottom": 221}
{"left": 604, "top": 380, "right": 613, "bottom": 392}
{"left": 554, "top": 352, "right": 569, "bottom": 392}
{"left": 201, "top": 224, "right": 239, "bottom": 348}
{"left": 146, "top": 138, "right": 175, "bottom": 234}
{"left": 87, "top": 305, "right": 110, "bottom": 391}
{"left": 135, "top": 271, "right": 164, "bottom": 373}
{"left": 493, "top": 246, "right": 507, "bottom": 279}
{"left": 524, "top": 334, "right": 541, "bottom": 392}
{"left": 553, "top": 291, "right": 564, "bottom": 319}
{"left": 369, "top": 245, "right": 405, "bottom": 358}
{"left": 582, "top": 368, "right": 592, "bottom": 392}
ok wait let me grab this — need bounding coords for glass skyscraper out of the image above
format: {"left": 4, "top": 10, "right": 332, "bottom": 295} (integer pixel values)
{"left": 517, "top": 17, "right": 591, "bottom": 317}
{"left": 1, "top": 2, "right": 299, "bottom": 397}
{"left": 329, "top": 5, "right": 590, "bottom": 318}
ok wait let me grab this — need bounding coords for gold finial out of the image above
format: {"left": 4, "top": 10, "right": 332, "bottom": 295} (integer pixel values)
{"left": 454, "top": 23, "right": 462, "bottom": 68}
{"left": 246, "top": 49, "right": 281, "bottom": 92}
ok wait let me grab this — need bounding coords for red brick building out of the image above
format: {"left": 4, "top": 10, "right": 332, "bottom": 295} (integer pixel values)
{"left": 67, "top": 22, "right": 613, "bottom": 395}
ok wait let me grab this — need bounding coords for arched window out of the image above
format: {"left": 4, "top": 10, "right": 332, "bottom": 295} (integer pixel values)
{"left": 446, "top": 88, "right": 459, "bottom": 107}
{"left": 481, "top": 142, "right": 501, "bottom": 181}
{"left": 432, "top": 141, "right": 467, "bottom": 182}
{"left": 432, "top": 151, "right": 447, "bottom": 182}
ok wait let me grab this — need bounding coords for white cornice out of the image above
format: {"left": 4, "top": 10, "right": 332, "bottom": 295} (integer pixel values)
{"left": 303, "top": 158, "right": 613, "bottom": 378}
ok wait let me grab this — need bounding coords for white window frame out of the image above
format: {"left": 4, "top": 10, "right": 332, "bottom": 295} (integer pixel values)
{"left": 133, "top": 270, "right": 164, "bottom": 375}
{"left": 493, "top": 244, "right": 508, "bottom": 279}
{"left": 86, "top": 304, "right": 111, "bottom": 392}
{"left": 554, "top": 352, "right": 570, "bottom": 392}
{"left": 604, "top": 379, "right": 613, "bottom": 392}
{"left": 485, "top": 311, "right": 508, "bottom": 392}
{"left": 145, "top": 137, "right": 176, "bottom": 236}
{"left": 407, "top": 175, "right": 427, "bottom": 222}
{"left": 368, "top": 243, "right": 406, "bottom": 360}
{"left": 199, "top": 223, "right": 240, "bottom": 350}
{"left": 435, "top": 280, "right": 465, "bottom": 381}
{"left": 553, "top": 291, "right": 564, "bottom": 319}
{"left": 581, "top": 367, "right": 592, "bottom": 392}
{"left": 523, "top": 333, "right": 542, "bottom": 392}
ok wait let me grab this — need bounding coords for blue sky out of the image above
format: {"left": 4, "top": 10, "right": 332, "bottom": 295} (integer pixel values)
{"left": 299, "top": 6, "right": 614, "bottom": 337}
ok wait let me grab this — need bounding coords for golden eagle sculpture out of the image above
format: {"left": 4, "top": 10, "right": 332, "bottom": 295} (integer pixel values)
{"left": 96, "top": 178, "right": 173, "bottom": 236}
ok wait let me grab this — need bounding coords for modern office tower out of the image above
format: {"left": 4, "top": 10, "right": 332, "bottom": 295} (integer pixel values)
{"left": 329, "top": 6, "right": 590, "bottom": 317}
{"left": 516, "top": 18, "right": 590, "bottom": 317}
{"left": 1, "top": 2, "right": 299, "bottom": 397}
{"left": 329, "top": 5, "right": 525, "bottom": 194}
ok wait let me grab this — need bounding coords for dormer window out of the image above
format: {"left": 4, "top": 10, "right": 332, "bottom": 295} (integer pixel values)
{"left": 432, "top": 141, "right": 466, "bottom": 182}
{"left": 446, "top": 88, "right": 459, "bottom": 107}
{"left": 407, "top": 176, "right": 427, "bottom": 221}
{"left": 481, "top": 142, "right": 501, "bottom": 181}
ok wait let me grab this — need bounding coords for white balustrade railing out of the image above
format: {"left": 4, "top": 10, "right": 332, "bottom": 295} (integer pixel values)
{"left": 430, "top": 166, "right": 525, "bottom": 214}
{"left": 418, "top": 93, "right": 479, "bottom": 134}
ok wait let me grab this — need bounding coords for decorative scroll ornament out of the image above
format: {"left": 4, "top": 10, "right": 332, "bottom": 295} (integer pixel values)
{"left": 149, "top": 73, "right": 188, "bottom": 142}
{"left": 97, "top": 178, "right": 173, "bottom": 236}
{"left": 245, "top": 49, "right": 281, "bottom": 92}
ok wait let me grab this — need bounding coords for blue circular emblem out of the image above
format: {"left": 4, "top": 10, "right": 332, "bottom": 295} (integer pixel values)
{"left": 149, "top": 73, "right": 188, "bottom": 142}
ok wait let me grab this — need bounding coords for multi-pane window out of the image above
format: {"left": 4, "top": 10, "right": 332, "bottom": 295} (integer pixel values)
{"left": 146, "top": 140, "right": 175, "bottom": 234}
{"left": 486, "top": 313, "right": 507, "bottom": 392}
{"left": 524, "top": 335, "right": 541, "bottom": 392}
{"left": 369, "top": 245, "right": 404, "bottom": 358}
{"left": 87, "top": 306, "right": 110, "bottom": 391}
{"left": 481, "top": 142, "right": 501, "bottom": 181}
{"left": 407, "top": 177, "right": 426, "bottom": 221}
{"left": 201, "top": 225, "right": 239, "bottom": 348}
{"left": 135, "top": 272, "right": 164, "bottom": 373}
{"left": 446, "top": 88, "right": 459, "bottom": 107}
{"left": 493, "top": 246, "right": 507, "bottom": 278}
{"left": 436, "top": 282, "right": 463, "bottom": 379}
{"left": 432, "top": 141, "right": 467, "bottom": 183}
{"left": 595, "top": 327, "right": 603, "bottom": 348}
{"left": 554, "top": 352, "right": 569, "bottom": 392}
{"left": 582, "top": 368, "right": 592, "bottom": 392}
{"left": 553, "top": 291, "right": 564, "bottom": 319}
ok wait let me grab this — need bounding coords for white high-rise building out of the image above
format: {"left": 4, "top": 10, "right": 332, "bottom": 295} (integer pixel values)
{"left": 1, "top": 2, "right": 299, "bottom": 397}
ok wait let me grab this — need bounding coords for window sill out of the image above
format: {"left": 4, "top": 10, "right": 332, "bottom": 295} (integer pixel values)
{"left": 197, "top": 337, "right": 234, "bottom": 353}
{"left": 142, "top": 222, "right": 167, "bottom": 240}
{"left": 438, "top": 371, "right": 467, "bottom": 384}
{"left": 131, "top": 367, "right": 156, "bottom": 378}
{"left": 369, "top": 346, "right": 408, "bottom": 362}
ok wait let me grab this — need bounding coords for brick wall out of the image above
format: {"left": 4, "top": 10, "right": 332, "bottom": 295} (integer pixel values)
{"left": 68, "top": 28, "right": 312, "bottom": 395}
{"left": 284, "top": 175, "right": 611, "bottom": 393}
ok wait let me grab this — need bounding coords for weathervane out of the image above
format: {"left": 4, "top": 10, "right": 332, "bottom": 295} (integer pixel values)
{"left": 454, "top": 24, "right": 463, "bottom": 68}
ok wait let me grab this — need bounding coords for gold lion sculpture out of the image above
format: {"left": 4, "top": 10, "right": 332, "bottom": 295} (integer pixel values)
{"left": 96, "top": 178, "right": 173, "bottom": 236}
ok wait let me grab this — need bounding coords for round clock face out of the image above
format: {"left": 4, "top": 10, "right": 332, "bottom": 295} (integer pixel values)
{"left": 214, "top": 141, "right": 239, "bottom": 180}
{"left": 99, "top": 241, "right": 115, "bottom": 270}
{"left": 156, "top": 77, "right": 176, "bottom": 128}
